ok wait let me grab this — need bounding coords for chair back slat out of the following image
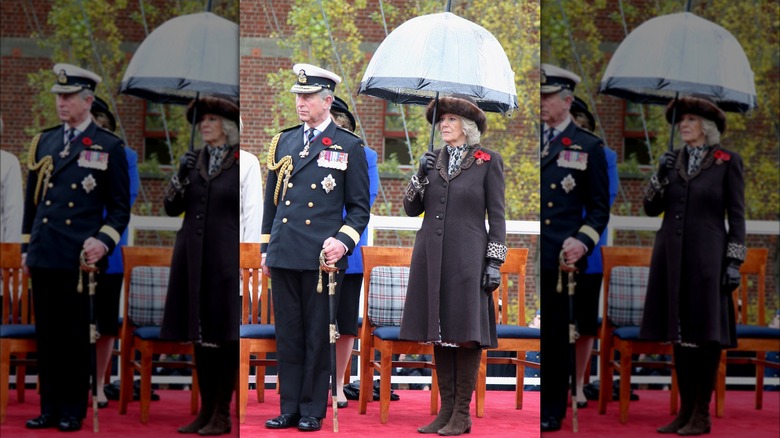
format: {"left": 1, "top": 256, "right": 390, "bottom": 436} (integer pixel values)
{"left": 735, "top": 248, "right": 769, "bottom": 326}
{"left": 240, "top": 243, "right": 269, "bottom": 325}
{"left": 1, "top": 243, "right": 30, "bottom": 325}
{"left": 497, "top": 248, "right": 530, "bottom": 326}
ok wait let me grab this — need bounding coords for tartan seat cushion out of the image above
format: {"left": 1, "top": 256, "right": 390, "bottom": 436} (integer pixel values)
{"left": 368, "top": 266, "right": 409, "bottom": 327}
{"left": 608, "top": 266, "right": 650, "bottom": 327}
{"left": 240, "top": 324, "right": 276, "bottom": 339}
{"left": 0, "top": 324, "right": 35, "bottom": 339}
{"left": 128, "top": 266, "right": 170, "bottom": 327}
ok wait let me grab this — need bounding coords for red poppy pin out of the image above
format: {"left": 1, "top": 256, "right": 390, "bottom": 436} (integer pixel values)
{"left": 561, "top": 137, "right": 572, "bottom": 146}
{"left": 82, "top": 137, "right": 92, "bottom": 146}
{"left": 713, "top": 150, "right": 731, "bottom": 165}
{"left": 234, "top": 151, "right": 240, "bottom": 159}
{"left": 322, "top": 137, "right": 332, "bottom": 146}
{"left": 474, "top": 150, "right": 491, "bottom": 165}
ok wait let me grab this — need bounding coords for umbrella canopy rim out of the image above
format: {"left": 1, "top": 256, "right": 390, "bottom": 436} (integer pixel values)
{"left": 599, "top": 76, "right": 757, "bottom": 114}
{"left": 359, "top": 76, "right": 518, "bottom": 114}
{"left": 120, "top": 76, "right": 239, "bottom": 105}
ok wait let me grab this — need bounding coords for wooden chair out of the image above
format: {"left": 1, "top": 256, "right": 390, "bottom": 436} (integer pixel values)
{"left": 716, "top": 248, "right": 780, "bottom": 414}
{"left": 118, "top": 246, "right": 198, "bottom": 423}
{"left": 475, "top": 248, "right": 538, "bottom": 417}
{"left": 0, "top": 243, "right": 35, "bottom": 424}
{"left": 598, "top": 246, "right": 678, "bottom": 424}
{"left": 238, "top": 242, "right": 275, "bottom": 424}
{"left": 358, "top": 246, "right": 438, "bottom": 424}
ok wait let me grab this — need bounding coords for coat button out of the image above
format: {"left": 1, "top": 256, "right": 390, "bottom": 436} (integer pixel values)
{"left": 285, "top": 200, "right": 291, "bottom": 206}
{"left": 551, "top": 183, "right": 557, "bottom": 189}
{"left": 48, "top": 183, "right": 54, "bottom": 188}
{"left": 440, "top": 197, "right": 446, "bottom": 204}
{"left": 45, "top": 200, "right": 51, "bottom": 206}
{"left": 308, "top": 202, "right": 314, "bottom": 208}
{"left": 547, "top": 202, "right": 553, "bottom": 207}
{"left": 65, "top": 219, "right": 71, "bottom": 225}
{"left": 436, "top": 214, "right": 443, "bottom": 220}
{"left": 200, "top": 196, "right": 206, "bottom": 202}
{"left": 442, "top": 182, "right": 448, "bottom": 187}
{"left": 675, "top": 214, "right": 681, "bottom": 220}
{"left": 196, "top": 214, "right": 203, "bottom": 220}
{"left": 42, "top": 218, "right": 48, "bottom": 223}
{"left": 288, "top": 182, "right": 293, "bottom": 188}
{"left": 436, "top": 229, "right": 443, "bottom": 235}
{"left": 305, "top": 220, "right": 311, "bottom": 225}
{"left": 68, "top": 202, "right": 74, "bottom": 208}
{"left": 311, "top": 184, "right": 317, "bottom": 189}
{"left": 196, "top": 229, "right": 203, "bottom": 235}
{"left": 71, "top": 183, "right": 77, "bottom": 189}
{"left": 282, "top": 218, "right": 288, "bottom": 223}
{"left": 676, "top": 229, "right": 682, "bottom": 236}
{"left": 544, "top": 219, "right": 551, "bottom": 225}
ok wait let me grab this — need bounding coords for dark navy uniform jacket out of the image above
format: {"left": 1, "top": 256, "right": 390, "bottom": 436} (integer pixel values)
{"left": 22, "top": 122, "right": 130, "bottom": 269}
{"left": 540, "top": 120, "right": 610, "bottom": 271}
{"left": 262, "top": 122, "right": 370, "bottom": 271}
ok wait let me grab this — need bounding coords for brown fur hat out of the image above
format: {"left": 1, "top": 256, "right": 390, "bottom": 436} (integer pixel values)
{"left": 425, "top": 94, "right": 487, "bottom": 134}
{"left": 665, "top": 95, "right": 726, "bottom": 134}
{"left": 187, "top": 96, "right": 240, "bottom": 126}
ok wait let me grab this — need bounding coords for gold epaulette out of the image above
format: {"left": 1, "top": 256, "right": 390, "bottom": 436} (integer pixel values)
{"left": 26, "top": 133, "right": 53, "bottom": 206}
{"left": 266, "top": 132, "right": 293, "bottom": 206}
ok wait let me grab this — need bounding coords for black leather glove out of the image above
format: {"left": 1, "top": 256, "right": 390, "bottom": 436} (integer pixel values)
{"left": 722, "top": 259, "right": 741, "bottom": 294}
{"left": 657, "top": 150, "right": 677, "bottom": 181}
{"left": 417, "top": 151, "right": 437, "bottom": 177}
{"left": 481, "top": 259, "right": 502, "bottom": 294}
{"left": 178, "top": 150, "right": 198, "bottom": 179}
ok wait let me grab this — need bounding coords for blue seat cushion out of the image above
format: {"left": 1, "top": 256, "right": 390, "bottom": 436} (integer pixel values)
{"left": 372, "top": 326, "right": 402, "bottom": 341}
{"left": 613, "top": 326, "right": 641, "bottom": 340}
{"left": 133, "top": 326, "right": 162, "bottom": 340}
{"left": 496, "top": 325, "right": 540, "bottom": 339}
{"left": 0, "top": 324, "right": 36, "bottom": 339}
{"left": 240, "top": 324, "right": 275, "bottom": 339}
{"left": 736, "top": 324, "right": 780, "bottom": 339}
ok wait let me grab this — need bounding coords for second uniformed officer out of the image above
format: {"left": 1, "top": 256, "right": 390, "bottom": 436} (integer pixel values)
{"left": 22, "top": 63, "right": 130, "bottom": 432}
{"left": 539, "top": 64, "right": 610, "bottom": 432}
{"left": 262, "top": 64, "right": 370, "bottom": 432}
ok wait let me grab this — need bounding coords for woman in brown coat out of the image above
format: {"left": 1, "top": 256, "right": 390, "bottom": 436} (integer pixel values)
{"left": 160, "top": 96, "right": 240, "bottom": 435}
{"left": 639, "top": 96, "right": 745, "bottom": 435}
{"left": 399, "top": 95, "right": 506, "bottom": 436}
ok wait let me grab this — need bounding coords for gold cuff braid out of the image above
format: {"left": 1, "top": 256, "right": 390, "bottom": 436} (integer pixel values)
{"left": 26, "top": 134, "right": 52, "bottom": 206}
{"left": 266, "top": 133, "right": 293, "bottom": 206}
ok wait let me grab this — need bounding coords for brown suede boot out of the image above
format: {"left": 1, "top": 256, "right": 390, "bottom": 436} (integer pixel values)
{"left": 418, "top": 346, "right": 456, "bottom": 433}
{"left": 677, "top": 346, "right": 720, "bottom": 436}
{"left": 658, "top": 346, "right": 694, "bottom": 433}
{"left": 438, "top": 348, "right": 481, "bottom": 436}
{"left": 179, "top": 346, "right": 214, "bottom": 434}
{"left": 198, "top": 342, "right": 237, "bottom": 436}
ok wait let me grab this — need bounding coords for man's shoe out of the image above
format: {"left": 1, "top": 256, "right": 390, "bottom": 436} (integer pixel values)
{"left": 298, "top": 416, "right": 322, "bottom": 432}
{"left": 337, "top": 401, "right": 348, "bottom": 409}
{"left": 541, "top": 416, "right": 561, "bottom": 432}
{"left": 57, "top": 416, "right": 82, "bottom": 432}
{"left": 25, "top": 414, "right": 57, "bottom": 429}
{"left": 576, "top": 400, "right": 588, "bottom": 409}
{"left": 265, "top": 413, "right": 301, "bottom": 429}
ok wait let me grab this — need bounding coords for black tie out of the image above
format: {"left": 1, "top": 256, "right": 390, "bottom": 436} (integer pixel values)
{"left": 66, "top": 128, "right": 77, "bottom": 145}
{"left": 306, "top": 128, "right": 316, "bottom": 144}
{"left": 545, "top": 128, "right": 556, "bottom": 145}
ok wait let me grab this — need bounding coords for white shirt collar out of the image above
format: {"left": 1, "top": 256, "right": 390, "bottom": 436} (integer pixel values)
{"left": 303, "top": 116, "right": 333, "bottom": 137}
{"left": 65, "top": 116, "right": 93, "bottom": 137}
{"left": 544, "top": 115, "right": 572, "bottom": 135}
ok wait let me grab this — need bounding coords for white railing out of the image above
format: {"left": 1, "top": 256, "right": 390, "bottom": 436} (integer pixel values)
{"left": 607, "top": 215, "right": 779, "bottom": 245}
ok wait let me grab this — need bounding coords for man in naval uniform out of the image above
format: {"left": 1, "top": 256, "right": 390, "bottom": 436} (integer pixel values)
{"left": 262, "top": 64, "right": 370, "bottom": 432}
{"left": 22, "top": 63, "right": 130, "bottom": 432}
{"left": 539, "top": 64, "right": 610, "bottom": 432}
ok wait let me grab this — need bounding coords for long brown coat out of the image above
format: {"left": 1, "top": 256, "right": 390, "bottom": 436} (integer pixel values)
{"left": 399, "top": 146, "right": 505, "bottom": 348}
{"left": 639, "top": 145, "right": 745, "bottom": 347}
{"left": 160, "top": 145, "right": 240, "bottom": 344}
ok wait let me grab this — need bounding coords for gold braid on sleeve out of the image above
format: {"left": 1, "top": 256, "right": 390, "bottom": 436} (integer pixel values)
{"left": 26, "top": 134, "right": 53, "bottom": 206}
{"left": 266, "top": 132, "right": 293, "bottom": 206}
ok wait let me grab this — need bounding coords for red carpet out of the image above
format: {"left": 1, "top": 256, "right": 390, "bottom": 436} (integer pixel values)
{"left": 3, "top": 388, "right": 777, "bottom": 436}
{"left": 0, "top": 389, "right": 238, "bottom": 437}
{"left": 553, "top": 389, "right": 780, "bottom": 438}
{"left": 242, "top": 388, "right": 539, "bottom": 437}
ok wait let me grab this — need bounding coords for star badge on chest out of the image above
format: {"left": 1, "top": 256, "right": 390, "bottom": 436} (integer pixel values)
{"left": 81, "top": 174, "right": 97, "bottom": 194}
{"left": 561, "top": 174, "right": 576, "bottom": 194}
{"left": 321, "top": 174, "right": 337, "bottom": 193}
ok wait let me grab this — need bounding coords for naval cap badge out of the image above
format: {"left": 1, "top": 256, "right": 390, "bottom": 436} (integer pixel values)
{"left": 298, "top": 69, "right": 307, "bottom": 84}
{"left": 58, "top": 69, "right": 68, "bottom": 84}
